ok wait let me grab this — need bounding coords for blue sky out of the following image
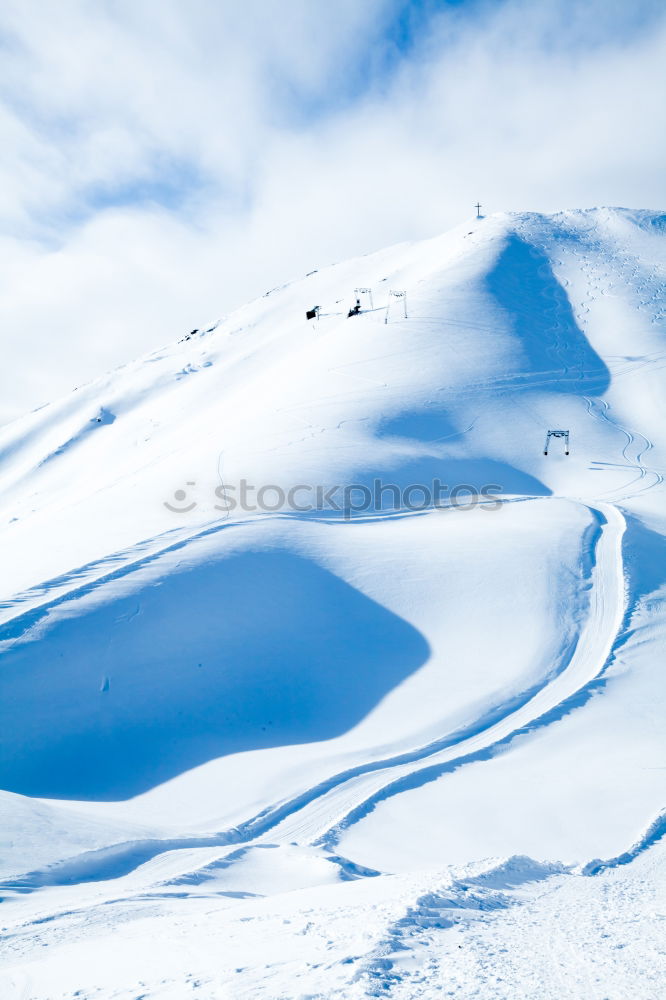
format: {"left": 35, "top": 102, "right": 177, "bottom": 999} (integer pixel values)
{"left": 0, "top": 0, "right": 664, "bottom": 422}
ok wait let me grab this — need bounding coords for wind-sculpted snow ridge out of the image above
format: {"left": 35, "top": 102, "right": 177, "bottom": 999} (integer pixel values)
{"left": 343, "top": 856, "right": 570, "bottom": 998}
{"left": 0, "top": 207, "right": 665, "bottom": 999}
{"left": 581, "top": 809, "right": 666, "bottom": 876}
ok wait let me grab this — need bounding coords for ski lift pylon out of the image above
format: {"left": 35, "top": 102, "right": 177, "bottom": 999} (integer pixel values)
{"left": 544, "top": 429, "right": 570, "bottom": 455}
{"left": 384, "top": 290, "right": 407, "bottom": 324}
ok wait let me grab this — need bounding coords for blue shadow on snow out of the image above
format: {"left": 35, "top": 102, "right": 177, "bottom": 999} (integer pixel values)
{"left": 486, "top": 235, "right": 610, "bottom": 395}
{"left": 0, "top": 550, "right": 430, "bottom": 800}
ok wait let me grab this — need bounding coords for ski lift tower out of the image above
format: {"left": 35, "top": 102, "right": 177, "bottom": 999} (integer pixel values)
{"left": 384, "top": 290, "right": 407, "bottom": 324}
{"left": 354, "top": 287, "right": 373, "bottom": 310}
{"left": 544, "top": 429, "right": 570, "bottom": 455}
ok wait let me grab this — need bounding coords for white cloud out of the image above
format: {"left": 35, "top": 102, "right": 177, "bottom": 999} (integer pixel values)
{"left": 1, "top": 0, "right": 664, "bottom": 423}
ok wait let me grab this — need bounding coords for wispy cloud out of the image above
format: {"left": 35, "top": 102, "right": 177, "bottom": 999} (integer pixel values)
{"left": 1, "top": 0, "right": 664, "bottom": 423}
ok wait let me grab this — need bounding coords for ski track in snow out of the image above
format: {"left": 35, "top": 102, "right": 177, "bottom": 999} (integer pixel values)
{"left": 246, "top": 501, "right": 627, "bottom": 850}
{"left": 0, "top": 497, "right": 627, "bottom": 893}
{"left": 583, "top": 394, "right": 663, "bottom": 501}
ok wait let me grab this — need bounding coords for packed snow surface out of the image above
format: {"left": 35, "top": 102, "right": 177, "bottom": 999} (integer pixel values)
{"left": 1, "top": 207, "right": 665, "bottom": 998}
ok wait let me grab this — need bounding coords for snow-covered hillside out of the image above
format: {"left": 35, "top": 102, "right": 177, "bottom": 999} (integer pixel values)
{"left": 1, "top": 207, "right": 665, "bottom": 998}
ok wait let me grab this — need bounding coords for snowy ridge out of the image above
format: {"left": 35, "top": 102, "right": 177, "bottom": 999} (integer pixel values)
{"left": 581, "top": 808, "right": 666, "bottom": 876}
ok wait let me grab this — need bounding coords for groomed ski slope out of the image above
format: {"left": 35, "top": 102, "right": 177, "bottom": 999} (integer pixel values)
{"left": 0, "top": 207, "right": 665, "bottom": 998}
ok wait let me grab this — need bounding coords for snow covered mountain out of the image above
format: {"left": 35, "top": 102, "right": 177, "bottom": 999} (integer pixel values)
{"left": 1, "top": 207, "right": 665, "bottom": 999}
